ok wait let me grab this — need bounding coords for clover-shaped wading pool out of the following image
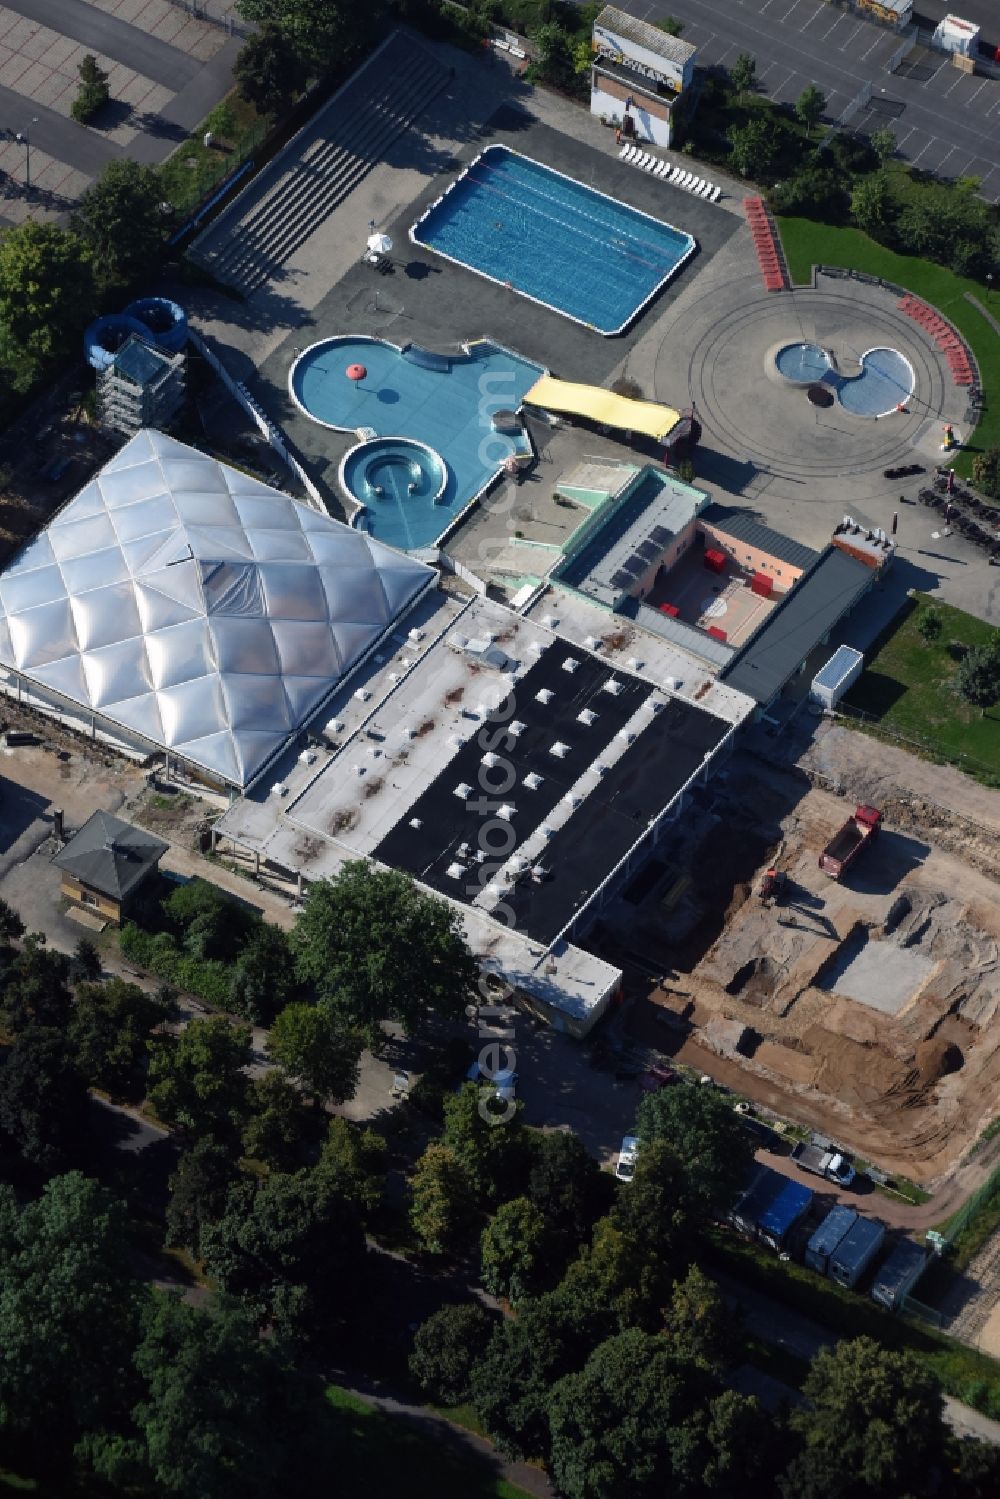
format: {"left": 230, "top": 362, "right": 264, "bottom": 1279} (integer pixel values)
{"left": 774, "top": 341, "right": 915, "bottom": 418}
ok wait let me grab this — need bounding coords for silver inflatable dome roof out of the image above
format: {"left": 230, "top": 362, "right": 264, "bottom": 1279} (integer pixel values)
{"left": 0, "top": 431, "right": 433, "bottom": 787}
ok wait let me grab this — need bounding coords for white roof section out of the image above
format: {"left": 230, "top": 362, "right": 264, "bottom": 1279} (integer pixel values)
{"left": 0, "top": 431, "right": 433, "bottom": 788}
{"left": 595, "top": 6, "right": 697, "bottom": 66}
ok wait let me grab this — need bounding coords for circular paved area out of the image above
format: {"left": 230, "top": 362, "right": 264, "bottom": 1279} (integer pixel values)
{"left": 655, "top": 270, "right": 967, "bottom": 484}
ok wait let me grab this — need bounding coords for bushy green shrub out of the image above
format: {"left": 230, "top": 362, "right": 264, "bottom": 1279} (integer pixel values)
{"left": 71, "top": 55, "right": 110, "bottom": 124}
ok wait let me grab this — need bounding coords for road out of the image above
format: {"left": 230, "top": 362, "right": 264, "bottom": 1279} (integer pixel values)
{"left": 582, "top": 0, "right": 1000, "bottom": 198}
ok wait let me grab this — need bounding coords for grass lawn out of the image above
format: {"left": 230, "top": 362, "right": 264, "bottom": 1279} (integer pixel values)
{"left": 325, "top": 1387, "right": 532, "bottom": 1499}
{"left": 159, "top": 91, "right": 268, "bottom": 217}
{"left": 775, "top": 216, "right": 999, "bottom": 478}
{"left": 842, "top": 593, "right": 1000, "bottom": 784}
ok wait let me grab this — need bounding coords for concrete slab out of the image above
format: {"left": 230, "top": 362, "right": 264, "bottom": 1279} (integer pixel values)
{"left": 823, "top": 933, "right": 935, "bottom": 1014}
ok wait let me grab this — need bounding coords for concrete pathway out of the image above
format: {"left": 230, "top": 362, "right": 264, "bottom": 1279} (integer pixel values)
{"left": 6, "top": 0, "right": 205, "bottom": 89}
{"left": 332, "top": 1374, "right": 553, "bottom": 1499}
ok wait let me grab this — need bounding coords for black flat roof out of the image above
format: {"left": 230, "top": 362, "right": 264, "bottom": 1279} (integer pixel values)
{"left": 374, "top": 646, "right": 729, "bottom": 944}
{"left": 720, "top": 546, "right": 874, "bottom": 706}
{"left": 702, "top": 505, "right": 820, "bottom": 572}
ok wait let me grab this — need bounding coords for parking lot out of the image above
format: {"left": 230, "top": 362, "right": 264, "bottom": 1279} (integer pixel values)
{"left": 607, "top": 0, "right": 1000, "bottom": 199}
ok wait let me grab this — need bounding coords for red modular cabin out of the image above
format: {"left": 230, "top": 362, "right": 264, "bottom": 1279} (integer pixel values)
{"left": 819, "top": 805, "right": 882, "bottom": 879}
{"left": 751, "top": 571, "right": 773, "bottom": 598}
{"left": 658, "top": 603, "right": 680, "bottom": 617}
{"left": 703, "top": 548, "right": 726, "bottom": 574}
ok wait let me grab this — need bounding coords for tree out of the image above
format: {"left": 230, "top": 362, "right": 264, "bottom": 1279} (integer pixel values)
{"left": 165, "top": 1138, "right": 241, "bottom": 1257}
{"left": 481, "top": 1196, "right": 548, "bottom": 1305}
{"left": 409, "top": 1303, "right": 496, "bottom": 1405}
{"left": 410, "top": 1143, "right": 476, "bottom": 1257}
{"left": 956, "top": 639, "right": 1000, "bottom": 708}
{"left": 242, "top": 1070, "right": 321, "bottom": 1171}
{"left": 0, "top": 896, "right": 24, "bottom": 948}
{"left": 100, "top": 1292, "right": 307, "bottom": 1499}
{"left": 235, "top": 0, "right": 383, "bottom": 68}
{"left": 200, "top": 1169, "right": 365, "bottom": 1341}
{"left": 635, "top": 1084, "right": 755, "bottom": 1216}
{"left": 70, "top": 977, "right": 176, "bottom": 1098}
{"left": 612, "top": 1137, "right": 698, "bottom": 1274}
{"left": 971, "top": 447, "right": 1000, "bottom": 500}
{"left": 729, "top": 52, "right": 757, "bottom": 99}
{"left": 851, "top": 171, "right": 894, "bottom": 242}
{"left": 0, "top": 222, "right": 94, "bottom": 391}
{"left": 532, "top": 21, "right": 575, "bottom": 88}
{"left": 728, "top": 117, "right": 781, "bottom": 181}
{"left": 71, "top": 54, "right": 110, "bottom": 124}
{"left": 1, "top": 936, "right": 72, "bottom": 1032}
{"left": 268, "top": 1002, "right": 363, "bottom": 1105}
{"left": 315, "top": 1116, "right": 386, "bottom": 1219}
{"left": 656, "top": 17, "right": 684, "bottom": 37}
{"left": 917, "top": 608, "right": 943, "bottom": 645}
{"left": 73, "top": 936, "right": 102, "bottom": 980}
{"left": 471, "top": 1290, "right": 597, "bottom": 1462}
{"left": 0, "top": 1026, "right": 89, "bottom": 1173}
{"left": 781, "top": 1337, "right": 947, "bottom": 1499}
{"left": 795, "top": 84, "right": 827, "bottom": 133}
{"left": 442, "top": 1081, "right": 530, "bottom": 1207}
{"left": 228, "top": 922, "right": 295, "bottom": 1025}
{"left": 147, "top": 1016, "right": 252, "bottom": 1143}
{"left": 527, "top": 1130, "right": 612, "bottom": 1269}
{"left": 665, "top": 1266, "right": 732, "bottom": 1370}
{"left": 0, "top": 1173, "right": 140, "bottom": 1467}
{"left": 870, "top": 125, "right": 896, "bottom": 165}
{"left": 559, "top": 1214, "right": 669, "bottom": 1335}
{"left": 546, "top": 1327, "right": 714, "bottom": 1498}
{"left": 291, "top": 862, "right": 479, "bottom": 1041}
{"left": 234, "top": 25, "right": 308, "bottom": 115}
{"left": 772, "top": 164, "right": 848, "bottom": 224}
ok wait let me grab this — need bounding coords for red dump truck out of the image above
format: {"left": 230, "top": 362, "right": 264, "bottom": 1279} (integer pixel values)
{"left": 819, "top": 804, "right": 881, "bottom": 879}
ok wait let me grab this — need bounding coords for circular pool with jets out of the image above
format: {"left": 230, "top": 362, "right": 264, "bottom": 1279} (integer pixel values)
{"left": 774, "top": 341, "right": 915, "bottom": 418}
{"left": 340, "top": 437, "right": 448, "bottom": 546}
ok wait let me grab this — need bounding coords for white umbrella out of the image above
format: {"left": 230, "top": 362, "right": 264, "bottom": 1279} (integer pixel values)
{"left": 367, "top": 232, "right": 393, "bottom": 255}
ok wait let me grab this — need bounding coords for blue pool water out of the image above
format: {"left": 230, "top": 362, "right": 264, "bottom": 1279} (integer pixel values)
{"left": 775, "top": 342, "right": 915, "bottom": 418}
{"left": 838, "top": 346, "right": 915, "bottom": 417}
{"left": 412, "top": 145, "right": 696, "bottom": 334}
{"left": 290, "top": 336, "right": 543, "bottom": 551}
{"left": 775, "top": 342, "right": 830, "bottom": 383}
{"left": 341, "top": 437, "right": 446, "bottom": 518}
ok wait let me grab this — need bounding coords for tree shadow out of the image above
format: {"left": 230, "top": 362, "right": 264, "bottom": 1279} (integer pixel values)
{"left": 129, "top": 110, "right": 189, "bottom": 145}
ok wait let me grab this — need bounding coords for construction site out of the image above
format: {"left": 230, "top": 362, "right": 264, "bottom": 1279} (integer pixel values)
{"left": 604, "top": 733, "right": 1000, "bottom": 1189}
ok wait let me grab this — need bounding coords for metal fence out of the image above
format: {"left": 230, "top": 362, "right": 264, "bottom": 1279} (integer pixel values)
{"left": 163, "top": 0, "right": 249, "bottom": 35}
{"left": 938, "top": 1161, "right": 1000, "bottom": 1251}
{"left": 832, "top": 701, "right": 999, "bottom": 783}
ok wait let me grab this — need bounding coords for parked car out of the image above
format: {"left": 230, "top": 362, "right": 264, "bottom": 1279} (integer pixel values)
{"left": 466, "top": 1060, "right": 517, "bottom": 1101}
{"left": 616, "top": 1135, "right": 640, "bottom": 1182}
{"left": 640, "top": 1065, "right": 678, "bottom": 1093}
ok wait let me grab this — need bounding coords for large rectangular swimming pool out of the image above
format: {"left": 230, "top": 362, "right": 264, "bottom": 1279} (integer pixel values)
{"left": 411, "top": 146, "right": 695, "bottom": 336}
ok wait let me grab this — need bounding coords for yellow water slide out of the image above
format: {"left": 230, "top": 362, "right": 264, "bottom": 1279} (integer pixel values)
{"left": 523, "top": 375, "right": 681, "bottom": 442}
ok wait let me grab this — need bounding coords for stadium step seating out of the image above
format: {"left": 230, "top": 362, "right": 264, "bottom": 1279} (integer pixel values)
{"left": 192, "top": 35, "right": 450, "bottom": 298}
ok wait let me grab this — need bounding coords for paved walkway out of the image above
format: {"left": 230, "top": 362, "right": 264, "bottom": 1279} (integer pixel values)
{"left": 333, "top": 1375, "right": 553, "bottom": 1499}
{"left": 0, "top": 0, "right": 235, "bottom": 224}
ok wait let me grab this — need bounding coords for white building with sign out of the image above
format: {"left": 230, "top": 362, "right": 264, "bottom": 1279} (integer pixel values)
{"left": 591, "top": 5, "right": 697, "bottom": 148}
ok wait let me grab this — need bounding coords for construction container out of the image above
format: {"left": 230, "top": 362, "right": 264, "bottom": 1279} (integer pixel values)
{"left": 804, "top": 1204, "right": 858, "bottom": 1275}
{"left": 810, "top": 645, "right": 864, "bottom": 710}
{"left": 871, "top": 1238, "right": 928, "bottom": 1310}
{"left": 730, "top": 1166, "right": 813, "bottom": 1251}
{"left": 829, "top": 1216, "right": 886, "bottom": 1289}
